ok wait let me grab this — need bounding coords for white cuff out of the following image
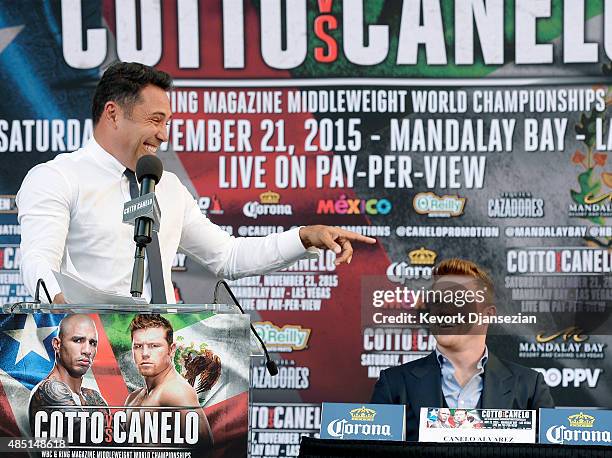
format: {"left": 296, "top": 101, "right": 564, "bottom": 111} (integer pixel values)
{"left": 277, "top": 227, "right": 319, "bottom": 261}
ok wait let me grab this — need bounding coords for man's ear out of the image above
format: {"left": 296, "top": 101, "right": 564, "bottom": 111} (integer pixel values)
{"left": 103, "top": 101, "right": 120, "bottom": 127}
{"left": 486, "top": 305, "right": 497, "bottom": 316}
{"left": 170, "top": 342, "right": 176, "bottom": 356}
{"left": 52, "top": 336, "right": 61, "bottom": 353}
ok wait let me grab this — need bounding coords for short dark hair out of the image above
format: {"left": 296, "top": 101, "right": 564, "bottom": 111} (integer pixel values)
{"left": 433, "top": 258, "right": 495, "bottom": 304}
{"left": 91, "top": 62, "right": 173, "bottom": 125}
{"left": 129, "top": 314, "right": 174, "bottom": 346}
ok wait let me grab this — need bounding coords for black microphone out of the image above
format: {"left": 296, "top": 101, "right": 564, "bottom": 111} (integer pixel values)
{"left": 129, "top": 156, "right": 163, "bottom": 297}
{"left": 214, "top": 280, "right": 279, "bottom": 376}
{"left": 134, "top": 155, "right": 163, "bottom": 245}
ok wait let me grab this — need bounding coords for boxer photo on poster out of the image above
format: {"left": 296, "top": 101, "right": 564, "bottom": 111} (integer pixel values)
{"left": 28, "top": 314, "right": 109, "bottom": 441}
{"left": 124, "top": 314, "right": 214, "bottom": 449}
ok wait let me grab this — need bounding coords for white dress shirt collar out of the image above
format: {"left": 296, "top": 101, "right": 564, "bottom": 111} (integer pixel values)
{"left": 88, "top": 136, "right": 129, "bottom": 178}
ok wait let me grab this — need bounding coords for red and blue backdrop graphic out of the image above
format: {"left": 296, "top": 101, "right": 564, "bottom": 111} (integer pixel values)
{"left": 1, "top": 1, "right": 612, "bottom": 456}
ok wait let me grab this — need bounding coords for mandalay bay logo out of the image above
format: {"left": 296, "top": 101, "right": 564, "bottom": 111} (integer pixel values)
{"left": 543, "top": 410, "right": 612, "bottom": 445}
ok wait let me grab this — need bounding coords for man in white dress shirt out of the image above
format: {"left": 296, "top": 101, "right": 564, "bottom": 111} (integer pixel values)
{"left": 17, "top": 62, "right": 375, "bottom": 304}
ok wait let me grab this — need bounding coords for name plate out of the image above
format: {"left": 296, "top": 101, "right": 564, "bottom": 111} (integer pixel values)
{"left": 540, "top": 408, "right": 612, "bottom": 446}
{"left": 122, "top": 192, "right": 161, "bottom": 232}
{"left": 320, "top": 403, "right": 405, "bottom": 441}
{"left": 419, "top": 408, "right": 536, "bottom": 443}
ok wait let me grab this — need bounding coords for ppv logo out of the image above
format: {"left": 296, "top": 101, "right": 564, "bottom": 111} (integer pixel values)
{"left": 413, "top": 192, "right": 465, "bottom": 217}
{"left": 533, "top": 367, "right": 602, "bottom": 388}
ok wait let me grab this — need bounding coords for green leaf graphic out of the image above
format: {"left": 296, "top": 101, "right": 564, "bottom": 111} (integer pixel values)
{"left": 570, "top": 168, "right": 605, "bottom": 225}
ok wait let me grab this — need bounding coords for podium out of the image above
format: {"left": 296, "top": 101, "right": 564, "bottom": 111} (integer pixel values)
{"left": 0, "top": 302, "right": 253, "bottom": 458}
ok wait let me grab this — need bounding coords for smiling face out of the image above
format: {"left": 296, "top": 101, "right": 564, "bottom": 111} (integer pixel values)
{"left": 112, "top": 84, "right": 172, "bottom": 170}
{"left": 54, "top": 315, "right": 98, "bottom": 378}
{"left": 131, "top": 327, "right": 175, "bottom": 378}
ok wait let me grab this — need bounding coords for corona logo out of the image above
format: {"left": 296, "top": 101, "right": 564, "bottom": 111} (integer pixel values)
{"left": 243, "top": 191, "right": 292, "bottom": 219}
{"left": 350, "top": 406, "right": 376, "bottom": 422}
{"left": 260, "top": 190, "right": 281, "bottom": 204}
{"left": 568, "top": 412, "right": 595, "bottom": 428}
{"left": 408, "top": 247, "right": 437, "bottom": 266}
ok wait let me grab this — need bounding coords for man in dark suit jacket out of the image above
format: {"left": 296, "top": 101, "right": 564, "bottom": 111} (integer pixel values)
{"left": 371, "top": 258, "right": 554, "bottom": 441}
{"left": 371, "top": 349, "right": 554, "bottom": 440}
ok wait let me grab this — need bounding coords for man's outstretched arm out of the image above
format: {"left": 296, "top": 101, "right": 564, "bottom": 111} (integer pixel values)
{"left": 178, "top": 186, "right": 376, "bottom": 279}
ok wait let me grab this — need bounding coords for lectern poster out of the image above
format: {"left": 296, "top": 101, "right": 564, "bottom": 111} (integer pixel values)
{"left": 539, "top": 408, "right": 612, "bottom": 446}
{"left": 419, "top": 408, "right": 536, "bottom": 443}
{"left": 0, "top": 312, "right": 250, "bottom": 457}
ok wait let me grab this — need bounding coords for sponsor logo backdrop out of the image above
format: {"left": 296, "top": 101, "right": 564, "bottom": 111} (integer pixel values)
{"left": 1, "top": 1, "right": 611, "bottom": 456}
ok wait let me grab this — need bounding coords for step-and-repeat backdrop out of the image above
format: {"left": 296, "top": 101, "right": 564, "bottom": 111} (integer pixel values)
{"left": 0, "top": 1, "right": 611, "bottom": 456}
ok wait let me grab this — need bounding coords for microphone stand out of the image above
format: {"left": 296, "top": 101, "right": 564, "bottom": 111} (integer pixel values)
{"left": 130, "top": 178, "right": 156, "bottom": 298}
{"left": 214, "top": 280, "right": 278, "bottom": 376}
{"left": 130, "top": 244, "right": 148, "bottom": 298}
{"left": 5, "top": 278, "right": 51, "bottom": 313}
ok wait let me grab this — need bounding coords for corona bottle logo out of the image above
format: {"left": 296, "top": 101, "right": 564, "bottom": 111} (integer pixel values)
{"left": 568, "top": 412, "right": 595, "bottom": 428}
{"left": 243, "top": 191, "right": 292, "bottom": 219}
{"left": 408, "top": 247, "right": 437, "bottom": 266}
{"left": 259, "top": 190, "right": 281, "bottom": 204}
{"left": 349, "top": 406, "right": 376, "bottom": 422}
